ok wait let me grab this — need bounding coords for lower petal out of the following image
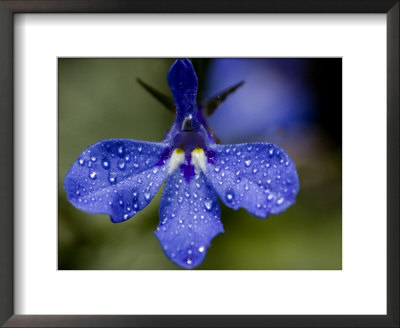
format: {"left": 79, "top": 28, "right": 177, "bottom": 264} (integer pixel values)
{"left": 155, "top": 169, "right": 223, "bottom": 269}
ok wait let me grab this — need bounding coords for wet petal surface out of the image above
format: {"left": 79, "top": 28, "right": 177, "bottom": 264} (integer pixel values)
{"left": 207, "top": 143, "right": 299, "bottom": 218}
{"left": 64, "top": 139, "right": 169, "bottom": 223}
{"left": 155, "top": 169, "right": 223, "bottom": 269}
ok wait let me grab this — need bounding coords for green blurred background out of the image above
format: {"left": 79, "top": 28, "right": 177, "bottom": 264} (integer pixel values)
{"left": 58, "top": 58, "right": 342, "bottom": 270}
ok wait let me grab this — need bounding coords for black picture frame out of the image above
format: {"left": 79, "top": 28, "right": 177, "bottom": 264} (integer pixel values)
{"left": 0, "top": 1, "right": 398, "bottom": 327}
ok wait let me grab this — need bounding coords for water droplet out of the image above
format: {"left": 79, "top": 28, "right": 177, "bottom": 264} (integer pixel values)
{"left": 118, "top": 159, "right": 126, "bottom": 171}
{"left": 153, "top": 167, "right": 158, "bottom": 174}
{"left": 89, "top": 169, "right": 97, "bottom": 180}
{"left": 118, "top": 159, "right": 126, "bottom": 170}
{"left": 90, "top": 156, "right": 97, "bottom": 162}
{"left": 245, "top": 159, "right": 252, "bottom": 167}
{"left": 123, "top": 213, "right": 129, "bottom": 220}
{"left": 267, "top": 194, "right": 274, "bottom": 200}
{"left": 138, "top": 146, "right": 142, "bottom": 152}
{"left": 133, "top": 163, "right": 139, "bottom": 168}
{"left": 198, "top": 246, "right": 205, "bottom": 253}
{"left": 253, "top": 168, "right": 258, "bottom": 174}
{"left": 214, "top": 167, "right": 220, "bottom": 173}
{"left": 186, "top": 258, "right": 192, "bottom": 265}
{"left": 102, "top": 158, "right": 110, "bottom": 170}
{"left": 144, "top": 191, "right": 151, "bottom": 200}
{"left": 108, "top": 170, "right": 117, "bottom": 185}
{"left": 78, "top": 158, "right": 85, "bottom": 166}
{"left": 204, "top": 199, "right": 213, "bottom": 210}
{"left": 276, "top": 197, "right": 284, "bottom": 205}
{"left": 116, "top": 141, "right": 125, "bottom": 157}
{"left": 225, "top": 190, "right": 235, "bottom": 203}
{"left": 269, "top": 148, "right": 274, "bottom": 156}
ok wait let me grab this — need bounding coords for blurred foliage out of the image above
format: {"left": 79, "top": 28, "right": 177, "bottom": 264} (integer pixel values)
{"left": 58, "top": 58, "right": 341, "bottom": 270}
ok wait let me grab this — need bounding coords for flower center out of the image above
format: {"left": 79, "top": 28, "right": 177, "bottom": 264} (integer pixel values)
{"left": 168, "top": 147, "right": 208, "bottom": 182}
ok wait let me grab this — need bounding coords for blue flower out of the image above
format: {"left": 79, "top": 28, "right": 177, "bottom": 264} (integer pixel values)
{"left": 64, "top": 59, "right": 300, "bottom": 269}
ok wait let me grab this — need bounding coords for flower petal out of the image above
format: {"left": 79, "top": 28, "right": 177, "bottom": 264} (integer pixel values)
{"left": 167, "top": 59, "right": 198, "bottom": 125}
{"left": 207, "top": 143, "right": 299, "bottom": 218}
{"left": 64, "top": 139, "right": 170, "bottom": 223}
{"left": 155, "top": 169, "right": 223, "bottom": 269}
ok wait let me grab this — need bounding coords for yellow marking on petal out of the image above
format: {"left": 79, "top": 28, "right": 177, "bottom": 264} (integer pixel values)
{"left": 193, "top": 148, "right": 203, "bottom": 154}
{"left": 168, "top": 148, "right": 185, "bottom": 174}
{"left": 191, "top": 148, "right": 207, "bottom": 174}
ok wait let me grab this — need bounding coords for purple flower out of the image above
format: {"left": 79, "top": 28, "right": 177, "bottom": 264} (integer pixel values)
{"left": 64, "top": 59, "right": 300, "bottom": 269}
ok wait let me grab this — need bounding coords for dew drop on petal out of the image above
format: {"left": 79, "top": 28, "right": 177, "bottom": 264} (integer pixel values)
{"left": 108, "top": 170, "right": 117, "bottom": 185}
{"left": 144, "top": 191, "right": 151, "bottom": 200}
{"left": 78, "top": 158, "right": 85, "bottom": 166}
{"left": 118, "top": 159, "right": 126, "bottom": 170}
{"left": 245, "top": 159, "right": 252, "bottom": 167}
{"left": 276, "top": 197, "right": 284, "bottom": 205}
{"left": 102, "top": 158, "right": 110, "bottom": 170}
{"left": 198, "top": 246, "right": 205, "bottom": 253}
{"left": 89, "top": 169, "right": 97, "bottom": 180}
{"left": 225, "top": 190, "right": 235, "bottom": 203}
{"left": 204, "top": 199, "right": 213, "bottom": 211}
{"left": 116, "top": 142, "right": 125, "bottom": 157}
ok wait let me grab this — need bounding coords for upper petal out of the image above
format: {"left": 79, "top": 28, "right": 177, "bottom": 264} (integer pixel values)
{"left": 207, "top": 143, "right": 299, "bottom": 218}
{"left": 64, "top": 139, "right": 170, "bottom": 223}
{"left": 167, "top": 59, "right": 198, "bottom": 125}
{"left": 155, "top": 168, "right": 223, "bottom": 269}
